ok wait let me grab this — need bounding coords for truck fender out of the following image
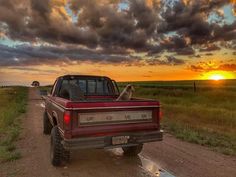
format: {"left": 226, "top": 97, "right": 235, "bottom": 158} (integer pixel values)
{"left": 52, "top": 111, "right": 59, "bottom": 126}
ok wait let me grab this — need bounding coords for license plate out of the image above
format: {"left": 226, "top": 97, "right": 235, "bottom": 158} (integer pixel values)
{"left": 112, "top": 136, "right": 130, "bottom": 145}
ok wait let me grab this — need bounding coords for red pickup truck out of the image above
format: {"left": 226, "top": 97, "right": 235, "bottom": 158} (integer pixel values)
{"left": 43, "top": 75, "right": 163, "bottom": 166}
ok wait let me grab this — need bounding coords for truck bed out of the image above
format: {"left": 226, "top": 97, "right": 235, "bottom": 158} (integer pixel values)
{"left": 49, "top": 96, "right": 160, "bottom": 110}
{"left": 47, "top": 96, "right": 161, "bottom": 139}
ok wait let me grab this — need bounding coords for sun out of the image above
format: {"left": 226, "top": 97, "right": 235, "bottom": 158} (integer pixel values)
{"left": 201, "top": 71, "right": 235, "bottom": 81}
{"left": 209, "top": 74, "right": 224, "bottom": 81}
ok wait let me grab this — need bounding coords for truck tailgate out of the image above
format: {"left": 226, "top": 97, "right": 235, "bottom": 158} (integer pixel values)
{"left": 67, "top": 100, "right": 160, "bottom": 138}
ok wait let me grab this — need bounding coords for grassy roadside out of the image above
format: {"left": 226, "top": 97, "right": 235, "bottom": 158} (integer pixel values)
{"left": 119, "top": 80, "right": 236, "bottom": 156}
{"left": 0, "top": 87, "right": 28, "bottom": 163}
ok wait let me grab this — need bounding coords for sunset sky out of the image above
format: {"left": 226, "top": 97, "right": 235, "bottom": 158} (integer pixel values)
{"left": 0, "top": 0, "right": 236, "bottom": 85}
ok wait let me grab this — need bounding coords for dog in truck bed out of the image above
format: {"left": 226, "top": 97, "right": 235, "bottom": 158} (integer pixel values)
{"left": 116, "top": 84, "right": 135, "bottom": 101}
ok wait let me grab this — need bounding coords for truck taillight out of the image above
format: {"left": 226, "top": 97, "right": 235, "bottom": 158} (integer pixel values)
{"left": 64, "top": 111, "right": 71, "bottom": 126}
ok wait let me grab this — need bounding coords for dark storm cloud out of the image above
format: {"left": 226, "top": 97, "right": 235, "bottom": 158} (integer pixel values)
{"left": 199, "top": 44, "right": 221, "bottom": 52}
{"left": 0, "top": 44, "right": 137, "bottom": 66}
{"left": 148, "top": 35, "right": 195, "bottom": 55}
{"left": 165, "top": 55, "right": 185, "bottom": 65}
{"left": 0, "top": 0, "right": 235, "bottom": 66}
{"left": 160, "top": 35, "right": 189, "bottom": 50}
{"left": 157, "top": 0, "right": 235, "bottom": 45}
{"left": 175, "top": 47, "right": 195, "bottom": 55}
{"left": 194, "top": 54, "right": 201, "bottom": 58}
{"left": 0, "top": 0, "right": 30, "bottom": 40}
{"left": 205, "top": 53, "right": 213, "bottom": 56}
{"left": 71, "top": 0, "right": 159, "bottom": 50}
{"left": 0, "top": 43, "right": 185, "bottom": 67}
{"left": 0, "top": 0, "right": 98, "bottom": 47}
{"left": 31, "top": 0, "right": 51, "bottom": 21}
{"left": 146, "top": 55, "right": 185, "bottom": 66}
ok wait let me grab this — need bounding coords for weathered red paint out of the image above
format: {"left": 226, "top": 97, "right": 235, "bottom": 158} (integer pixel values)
{"left": 45, "top": 75, "right": 162, "bottom": 141}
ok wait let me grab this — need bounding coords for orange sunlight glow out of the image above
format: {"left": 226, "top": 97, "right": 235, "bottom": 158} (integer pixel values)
{"left": 209, "top": 74, "right": 224, "bottom": 81}
{"left": 201, "top": 71, "right": 235, "bottom": 81}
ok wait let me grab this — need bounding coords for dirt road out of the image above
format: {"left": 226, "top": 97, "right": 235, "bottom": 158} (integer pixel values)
{"left": 1, "top": 88, "right": 236, "bottom": 177}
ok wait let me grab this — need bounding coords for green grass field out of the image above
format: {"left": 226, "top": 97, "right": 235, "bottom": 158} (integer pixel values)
{"left": 0, "top": 87, "right": 28, "bottom": 162}
{"left": 119, "top": 79, "right": 236, "bottom": 155}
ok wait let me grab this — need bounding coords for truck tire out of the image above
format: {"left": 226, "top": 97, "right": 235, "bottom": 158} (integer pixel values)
{"left": 50, "top": 126, "right": 63, "bottom": 166}
{"left": 122, "top": 144, "right": 143, "bottom": 156}
{"left": 50, "top": 126, "right": 70, "bottom": 166}
{"left": 43, "top": 111, "right": 52, "bottom": 135}
{"left": 63, "top": 149, "right": 71, "bottom": 162}
{"left": 60, "top": 84, "right": 85, "bottom": 101}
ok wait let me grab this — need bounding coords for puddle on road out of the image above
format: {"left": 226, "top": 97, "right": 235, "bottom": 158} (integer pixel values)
{"left": 111, "top": 148, "right": 175, "bottom": 177}
{"left": 60, "top": 148, "right": 176, "bottom": 177}
{"left": 139, "top": 155, "right": 175, "bottom": 177}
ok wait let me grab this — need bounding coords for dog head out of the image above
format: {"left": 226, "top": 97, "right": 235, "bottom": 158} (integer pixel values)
{"left": 126, "top": 84, "right": 135, "bottom": 93}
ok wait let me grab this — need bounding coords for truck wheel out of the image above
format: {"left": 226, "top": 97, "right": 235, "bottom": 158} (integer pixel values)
{"left": 122, "top": 144, "right": 143, "bottom": 156}
{"left": 43, "top": 111, "right": 52, "bottom": 135}
{"left": 63, "top": 149, "right": 71, "bottom": 162}
{"left": 50, "top": 126, "right": 63, "bottom": 166}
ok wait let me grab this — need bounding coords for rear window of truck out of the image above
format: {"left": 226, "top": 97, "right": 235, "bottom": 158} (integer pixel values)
{"left": 60, "top": 78, "right": 113, "bottom": 96}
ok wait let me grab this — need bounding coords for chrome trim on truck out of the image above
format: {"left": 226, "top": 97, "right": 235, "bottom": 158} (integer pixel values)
{"left": 79, "top": 110, "right": 153, "bottom": 125}
{"left": 71, "top": 105, "right": 159, "bottom": 110}
{"left": 50, "top": 99, "right": 160, "bottom": 111}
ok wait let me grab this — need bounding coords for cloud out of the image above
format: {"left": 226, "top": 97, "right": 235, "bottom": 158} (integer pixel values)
{"left": 218, "top": 63, "right": 236, "bottom": 71}
{"left": 0, "top": 43, "right": 187, "bottom": 67}
{"left": 190, "top": 61, "right": 236, "bottom": 72}
{"left": 146, "top": 55, "right": 185, "bottom": 66}
{"left": 0, "top": 44, "right": 138, "bottom": 66}
{"left": 175, "top": 47, "right": 195, "bottom": 55}
{"left": 0, "top": 0, "right": 235, "bottom": 67}
{"left": 158, "top": 0, "right": 236, "bottom": 44}
{"left": 205, "top": 53, "right": 214, "bottom": 56}
{"left": 199, "top": 44, "right": 221, "bottom": 52}
{"left": 190, "top": 65, "right": 205, "bottom": 72}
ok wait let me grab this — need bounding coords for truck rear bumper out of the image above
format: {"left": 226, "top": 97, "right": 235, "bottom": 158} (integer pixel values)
{"left": 62, "top": 130, "right": 163, "bottom": 150}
